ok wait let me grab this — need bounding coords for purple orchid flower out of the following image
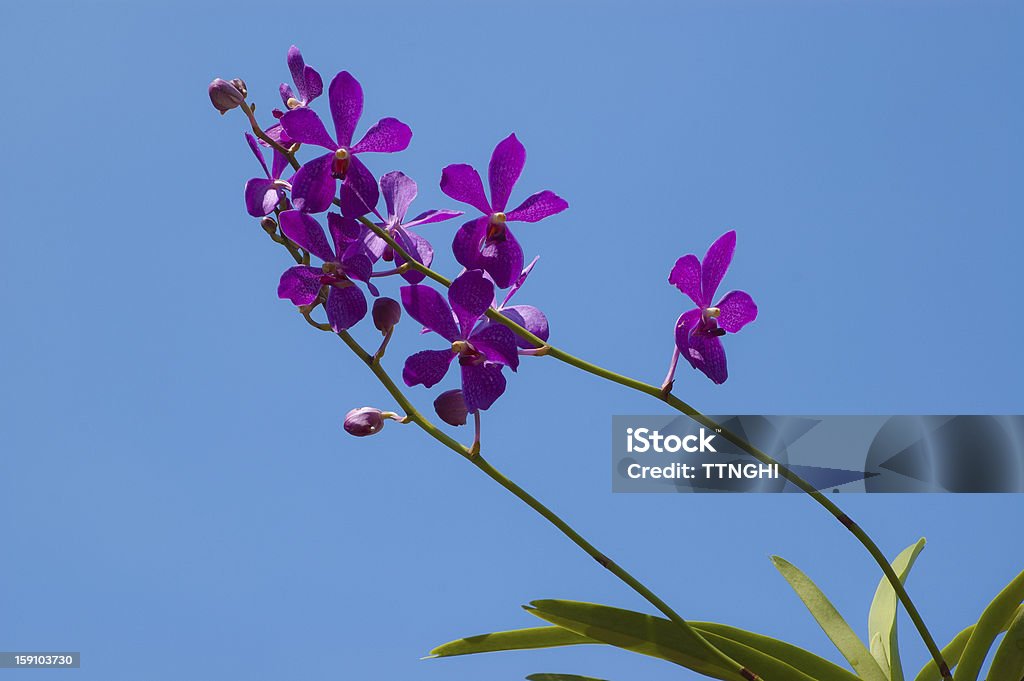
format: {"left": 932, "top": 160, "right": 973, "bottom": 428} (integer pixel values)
{"left": 491, "top": 256, "right": 549, "bottom": 349}
{"left": 243, "top": 133, "right": 290, "bottom": 217}
{"left": 441, "top": 134, "right": 568, "bottom": 288}
{"left": 364, "top": 171, "right": 462, "bottom": 285}
{"left": 280, "top": 71, "right": 412, "bottom": 218}
{"left": 401, "top": 270, "right": 519, "bottom": 412}
{"left": 279, "top": 45, "right": 323, "bottom": 110}
{"left": 668, "top": 230, "right": 758, "bottom": 384}
{"left": 277, "top": 210, "right": 378, "bottom": 332}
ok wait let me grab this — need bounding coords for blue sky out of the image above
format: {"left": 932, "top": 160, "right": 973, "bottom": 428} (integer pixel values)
{"left": 1, "top": 1, "right": 1021, "bottom": 680}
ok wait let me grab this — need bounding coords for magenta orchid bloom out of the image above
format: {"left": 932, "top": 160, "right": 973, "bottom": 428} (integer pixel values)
{"left": 669, "top": 230, "right": 758, "bottom": 384}
{"left": 280, "top": 71, "right": 412, "bottom": 217}
{"left": 365, "top": 171, "right": 462, "bottom": 285}
{"left": 401, "top": 270, "right": 519, "bottom": 412}
{"left": 243, "top": 133, "right": 290, "bottom": 217}
{"left": 441, "top": 134, "right": 567, "bottom": 288}
{"left": 279, "top": 45, "right": 323, "bottom": 110}
{"left": 277, "top": 210, "right": 378, "bottom": 332}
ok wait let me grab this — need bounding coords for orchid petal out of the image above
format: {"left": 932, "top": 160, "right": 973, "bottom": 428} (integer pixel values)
{"left": 716, "top": 290, "right": 758, "bottom": 333}
{"left": 380, "top": 171, "right": 417, "bottom": 223}
{"left": 278, "top": 265, "right": 323, "bottom": 306}
{"left": 279, "top": 210, "right": 335, "bottom": 262}
{"left": 339, "top": 156, "right": 379, "bottom": 218}
{"left": 403, "top": 349, "right": 455, "bottom": 388}
{"left": 505, "top": 190, "right": 568, "bottom": 223}
{"left": 440, "top": 164, "right": 491, "bottom": 214}
{"left": 488, "top": 133, "right": 526, "bottom": 213}
{"left": 352, "top": 117, "right": 412, "bottom": 154}
{"left": 403, "top": 208, "right": 464, "bottom": 229}
{"left": 325, "top": 283, "right": 367, "bottom": 332}
{"left": 290, "top": 152, "right": 336, "bottom": 214}
{"left": 501, "top": 304, "right": 549, "bottom": 349}
{"left": 400, "top": 285, "right": 460, "bottom": 342}
{"left": 244, "top": 177, "right": 281, "bottom": 217}
{"left": 328, "top": 71, "right": 362, "bottom": 147}
{"left": 701, "top": 230, "right": 736, "bottom": 304}
{"left": 461, "top": 362, "right": 507, "bottom": 411}
{"left": 280, "top": 107, "right": 336, "bottom": 150}
{"left": 669, "top": 254, "right": 705, "bottom": 308}
{"left": 245, "top": 132, "right": 270, "bottom": 178}
{"left": 448, "top": 269, "right": 495, "bottom": 337}
{"left": 392, "top": 228, "right": 434, "bottom": 284}
{"left": 468, "top": 323, "right": 519, "bottom": 370}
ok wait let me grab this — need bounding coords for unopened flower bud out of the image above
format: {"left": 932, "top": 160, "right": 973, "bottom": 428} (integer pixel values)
{"left": 373, "top": 297, "right": 401, "bottom": 333}
{"left": 433, "top": 390, "right": 469, "bottom": 427}
{"left": 208, "top": 78, "right": 245, "bottom": 114}
{"left": 344, "top": 407, "right": 385, "bottom": 437}
{"left": 260, "top": 216, "right": 277, "bottom": 234}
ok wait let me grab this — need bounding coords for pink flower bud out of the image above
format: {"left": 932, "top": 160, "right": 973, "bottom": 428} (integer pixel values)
{"left": 343, "top": 407, "right": 385, "bottom": 437}
{"left": 372, "top": 297, "right": 402, "bottom": 333}
{"left": 433, "top": 389, "right": 469, "bottom": 427}
{"left": 208, "top": 78, "right": 245, "bottom": 114}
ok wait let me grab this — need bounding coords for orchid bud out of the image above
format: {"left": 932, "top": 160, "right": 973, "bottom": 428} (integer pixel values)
{"left": 208, "top": 78, "right": 245, "bottom": 114}
{"left": 260, "top": 216, "right": 277, "bottom": 234}
{"left": 372, "top": 297, "right": 401, "bottom": 333}
{"left": 344, "top": 407, "right": 386, "bottom": 437}
{"left": 229, "top": 78, "right": 248, "bottom": 98}
{"left": 433, "top": 390, "right": 469, "bottom": 427}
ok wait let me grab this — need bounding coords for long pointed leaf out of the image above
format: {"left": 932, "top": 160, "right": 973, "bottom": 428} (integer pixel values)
{"left": 954, "top": 570, "right": 1024, "bottom": 681}
{"left": 693, "top": 621, "right": 864, "bottom": 681}
{"left": 913, "top": 605, "right": 1024, "bottom": 681}
{"left": 526, "top": 600, "right": 747, "bottom": 681}
{"left": 868, "top": 538, "right": 927, "bottom": 681}
{"left": 771, "top": 555, "right": 889, "bottom": 681}
{"left": 987, "top": 607, "right": 1024, "bottom": 681}
{"left": 429, "top": 626, "right": 593, "bottom": 658}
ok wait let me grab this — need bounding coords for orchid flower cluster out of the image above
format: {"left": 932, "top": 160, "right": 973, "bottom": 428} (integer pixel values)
{"left": 211, "top": 46, "right": 758, "bottom": 439}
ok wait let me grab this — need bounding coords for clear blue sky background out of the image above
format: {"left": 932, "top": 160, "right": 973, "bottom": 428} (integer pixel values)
{"left": 1, "top": 2, "right": 1021, "bottom": 680}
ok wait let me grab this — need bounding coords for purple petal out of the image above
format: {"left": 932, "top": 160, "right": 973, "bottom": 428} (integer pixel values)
{"left": 400, "top": 285, "right": 459, "bottom": 342}
{"left": 488, "top": 133, "right": 526, "bottom": 213}
{"left": 328, "top": 213, "right": 365, "bottom": 255}
{"left": 245, "top": 132, "right": 270, "bottom": 178}
{"left": 448, "top": 269, "right": 495, "bottom": 336}
{"left": 263, "top": 123, "right": 292, "bottom": 147}
{"left": 286, "top": 46, "right": 307, "bottom": 97}
{"left": 290, "top": 152, "right": 336, "bottom": 214}
{"left": 403, "top": 349, "right": 455, "bottom": 388}
{"left": 270, "top": 149, "right": 289, "bottom": 180}
{"left": 468, "top": 323, "right": 519, "bottom": 370}
{"left": 460, "top": 362, "right": 507, "bottom": 411}
{"left": 501, "top": 304, "right": 549, "bottom": 349}
{"left": 403, "top": 208, "right": 464, "bottom": 229}
{"left": 280, "top": 107, "right": 336, "bottom": 150}
{"left": 380, "top": 171, "right": 417, "bottom": 223}
{"left": 244, "top": 177, "right": 281, "bottom": 217}
{"left": 339, "top": 156, "right": 379, "bottom": 218}
{"left": 452, "top": 218, "right": 525, "bottom": 289}
{"left": 505, "top": 190, "right": 568, "bottom": 223}
{"left": 278, "top": 265, "right": 323, "bottom": 305}
{"left": 675, "top": 311, "right": 728, "bottom": 385}
{"left": 339, "top": 244, "right": 374, "bottom": 284}
{"left": 279, "top": 83, "right": 295, "bottom": 107}
{"left": 279, "top": 210, "right": 335, "bottom": 262}
{"left": 716, "top": 290, "right": 757, "bottom": 333}
{"left": 669, "top": 254, "right": 705, "bottom": 308}
{"left": 328, "top": 71, "right": 362, "bottom": 147}
{"left": 363, "top": 232, "right": 388, "bottom": 261}
{"left": 352, "top": 117, "right": 412, "bottom": 154}
{"left": 393, "top": 228, "right": 434, "bottom": 285}
{"left": 302, "top": 65, "right": 323, "bottom": 102}
{"left": 325, "top": 283, "right": 367, "bottom": 332}
{"left": 440, "top": 164, "right": 491, "bottom": 215}
{"left": 500, "top": 256, "right": 540, "bottom": 307}
{"left": 701, "top": 230, "right": 736, "bottom": 305}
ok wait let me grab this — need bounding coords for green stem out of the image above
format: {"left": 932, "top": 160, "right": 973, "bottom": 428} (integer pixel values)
{"left": 355, "top": 214, "right": 951, "bottom": 681}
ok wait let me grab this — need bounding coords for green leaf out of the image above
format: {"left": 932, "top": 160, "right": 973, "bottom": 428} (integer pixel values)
{"left": 428, "top": 626, "right": 593, "bottom": 658}
{"left": 868, "top": 538, "right": 927, "bottom": 681}
{"left": 987, "top": 606, "right": 1024, "bottom": 681}
{"left": 526, "top": 675, "right": 610, "bottom": 681}
{"left": 525, "top": 600, "right": 748, "bottom": 681}
{"left": 913, "top": 604, "right": 1023, "bottom": 681}
{"left": 693, "top": 621, "right": 864, "bottom": 681}
{"left": 953, "top": 570, "right": 1024, "bottom": 681}
{"left": 771, "top": 555, "right": 889, "bottom": 681}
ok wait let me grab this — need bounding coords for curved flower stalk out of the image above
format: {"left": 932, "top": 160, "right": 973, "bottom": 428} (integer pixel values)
{"left": 208, "top": 46, "right": 953, "bottom": 681}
